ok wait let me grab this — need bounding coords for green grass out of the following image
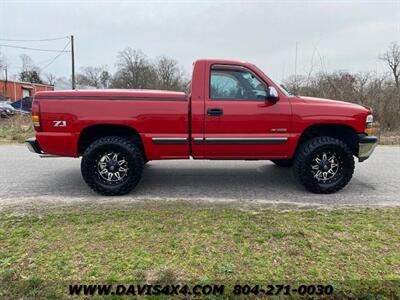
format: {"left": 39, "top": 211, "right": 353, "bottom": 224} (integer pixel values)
{"left": 0, "top": 115, "right": 34, "bottom": 143}
{"left": 0, "top": 206, "right": 399, "bottom": 298}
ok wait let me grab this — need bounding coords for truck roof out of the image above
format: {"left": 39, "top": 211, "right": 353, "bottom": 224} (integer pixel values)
{"left": 35, "top": 89, "right": 186, "bottom": 99}
{"left": 193, "top": 58, "right": 250, "bottom": 66}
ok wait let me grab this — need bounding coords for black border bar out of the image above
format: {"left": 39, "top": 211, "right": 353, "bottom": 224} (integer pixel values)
{"left": 193, "top": 137, "right": 288, "bottom": 145}
{"left": 152, "top": 138, "right": 188, "bottom": 145}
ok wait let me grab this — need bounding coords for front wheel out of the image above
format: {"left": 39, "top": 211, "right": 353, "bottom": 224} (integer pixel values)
{"left": 81, "top": 136, "right": 144, "bottom": 196}
{"left": 293, "top": 136, "right": 354, "bottom": 193}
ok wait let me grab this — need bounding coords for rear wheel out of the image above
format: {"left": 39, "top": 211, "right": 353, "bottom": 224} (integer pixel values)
{"left": 81, "top": 136, "right": 144, "bottom": 195}
{"left": 293, "top": 136, "right": 354, "bottom": 193}
{"left": 271, "top": 159, "right": 293, "bottom": 167}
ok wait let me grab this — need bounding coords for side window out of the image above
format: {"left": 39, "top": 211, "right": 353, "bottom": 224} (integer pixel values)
{"left": 210, "top": 71, "right": 240, "bottom": 99}
{"left": 240, "top": 72, "right": 268, "bottom": 98}
{"left": 210, "top": 68, "right": 268, "bottom": 100}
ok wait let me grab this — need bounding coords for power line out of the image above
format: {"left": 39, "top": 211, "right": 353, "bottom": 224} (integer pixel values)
{"left": 1, "top": 35, "right": 75, "bottom": 88}
{"left": 0, "top": 36, "right": 69, "bottom": 42}
{"left": 0, "top": 44, "right": 71, "bottom": 53}
{"left": 36, "top": 43, "right": 71, "bottom": 65}
{"left": 36, "top": 56, "right": 59, "bottom": 66}
{"left": 40, "top": 41, "right": 71, "bottom": 71}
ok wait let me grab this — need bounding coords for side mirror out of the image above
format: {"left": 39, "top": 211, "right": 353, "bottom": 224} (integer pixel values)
{"left": 267, "top": 86, "right": 279, "bottom": 102}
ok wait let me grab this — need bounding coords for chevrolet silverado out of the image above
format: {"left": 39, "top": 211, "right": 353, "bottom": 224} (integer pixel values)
{"left": 26, "top": 59, "right": 377, "bottom": 195}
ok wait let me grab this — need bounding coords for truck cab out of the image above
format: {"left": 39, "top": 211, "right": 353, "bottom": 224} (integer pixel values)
{"left": 190, "top": 60, "right": 293, "bottom": 159}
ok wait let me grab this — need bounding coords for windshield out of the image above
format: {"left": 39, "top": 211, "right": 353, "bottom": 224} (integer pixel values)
{"left": 252, "top": 65, "right": 293, "bottom": 97}
{"left": 270, "top": 79, "right": 292, "bottom": 97}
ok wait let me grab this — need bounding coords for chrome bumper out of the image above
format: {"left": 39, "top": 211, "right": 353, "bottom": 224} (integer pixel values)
{"left": 25, "top": 137, "right": 43, "bottom": 154}
{"left": 358, "top": 134, "right": 377, "bottom": 162}
{"left": 25, "top": 137, "right": 61, "bottom": 158}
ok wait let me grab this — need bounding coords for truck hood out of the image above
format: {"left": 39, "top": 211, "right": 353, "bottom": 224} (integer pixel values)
{"left": 300, "top": 96, "right": 371, "bottom": 113}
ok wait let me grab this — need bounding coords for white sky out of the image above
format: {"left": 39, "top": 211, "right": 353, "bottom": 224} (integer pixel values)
{"left": 0, "top": 0, "right": 399, "bottom": 81}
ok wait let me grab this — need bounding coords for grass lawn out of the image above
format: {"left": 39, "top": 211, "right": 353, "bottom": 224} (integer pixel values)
{"left": 0, "top": 205, "right": 399, "bottom": 299}
{"left": 0, "top": 115, "right": 34, "bottom": 144}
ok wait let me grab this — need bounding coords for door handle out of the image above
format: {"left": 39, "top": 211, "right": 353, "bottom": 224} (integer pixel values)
{"left": 207, "top": 108, "right": 223, "bottom": 116}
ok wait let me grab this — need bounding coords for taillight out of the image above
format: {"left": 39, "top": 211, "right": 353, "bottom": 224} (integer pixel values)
{"left": 31, "top": 99, "right": 41, "bottom": 131}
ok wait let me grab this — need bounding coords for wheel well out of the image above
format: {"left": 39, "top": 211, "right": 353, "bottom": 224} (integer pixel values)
{"left": 78, "top": 124, "right": 146, "bottom": 159}
{"left": 297, "top": 124, "right": 358, "bottom": 156}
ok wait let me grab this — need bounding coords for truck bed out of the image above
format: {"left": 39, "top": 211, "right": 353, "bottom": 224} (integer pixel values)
{"left": 34, "top": 90, "right": 190, "bottom": 159}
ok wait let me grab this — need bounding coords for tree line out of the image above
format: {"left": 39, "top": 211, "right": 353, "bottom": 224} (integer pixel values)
{"left": 76, "top": 48, "right": 189, "bottom": 91}
{"left": 0, "top": 47, "right": 189, "bottom": 91}
{"left": 283, "top": 42, "right": 399, "bottom": 131}
{"left": 0, "top": 43, "right": 399, "bottom": 130}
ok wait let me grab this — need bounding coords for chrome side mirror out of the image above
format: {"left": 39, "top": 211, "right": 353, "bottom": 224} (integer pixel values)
{"left": 267, "top": 86, "right": 279, "bottom": 102}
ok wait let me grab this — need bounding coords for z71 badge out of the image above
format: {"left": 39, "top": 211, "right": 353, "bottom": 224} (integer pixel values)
{"left": 53, "top": 120, "right": 67, "bottom": 127}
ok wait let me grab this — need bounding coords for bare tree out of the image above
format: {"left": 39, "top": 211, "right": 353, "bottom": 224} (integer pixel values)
{"left": 111, "top": 48, "right": 157, "bottom": 89}
{"left": 20, "top": 54, "right": 35, "bottom": 72}
{"left": 283, "top": 70, "right": 400, "bottom": 130}
{"left": 380, "top": 42, "right": 400, "bottom": 88}
{"left": 53, "top": 76, "right": 71, "bottom": 89}
{"left": 45, "top": 73, "right": 57, "bottom": 85}
{"left": 76, "top": 66, "right": 111, "bottom": 88}
{"left": 155, "top": 56, "right": 187, "bottom": 90}
{"left": 19, "top": 54, "right": 43, "bottom": 84}
{"left": 0, "top": 51, "right": 5, "bottom": 70}
{"left": 0, "top": 51, "right": 6, "bottom": 80}
{"left": 99, "top": 69, "right": 112, "bottom": 89}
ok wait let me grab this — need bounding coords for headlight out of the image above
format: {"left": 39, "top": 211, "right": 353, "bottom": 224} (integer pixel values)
{"left": 365, "top": 114, "right": 373, "bottom": 135}
{"left": 366, "top": 114, "right": 373, "bottom": 125}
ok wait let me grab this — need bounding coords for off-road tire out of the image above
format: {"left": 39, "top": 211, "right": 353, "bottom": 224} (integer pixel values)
{"left": 271, "top": 159, "right": 293, "bottom": 167}
{"left": 81, "top": 136, "right": 144, "bottom": 196}
{"left": 293, "top": 136, "right": 354, "bottom": 193}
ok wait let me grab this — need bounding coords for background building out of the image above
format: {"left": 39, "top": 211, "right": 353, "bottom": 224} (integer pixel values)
{"left": 0, "top": 80, "right": 54, "bottom": 102}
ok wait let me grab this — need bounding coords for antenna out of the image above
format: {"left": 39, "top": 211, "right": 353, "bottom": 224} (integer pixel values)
{"left": 71, "top": 35, "right": 75, "bottom": 89}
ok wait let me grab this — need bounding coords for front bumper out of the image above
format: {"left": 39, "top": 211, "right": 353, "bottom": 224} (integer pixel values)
{"left": 358, "top": 134, "right": 377, "bottom": 162}
{"left": 25, "top": 137, "right": 43, "bottom": 154}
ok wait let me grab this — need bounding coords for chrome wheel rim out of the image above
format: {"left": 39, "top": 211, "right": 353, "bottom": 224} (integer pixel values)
{"left": 97, "top": 152, "right": 129, "bottom": 183}
{"left": 311, "top": 151, "right": 340, "bottom": 182}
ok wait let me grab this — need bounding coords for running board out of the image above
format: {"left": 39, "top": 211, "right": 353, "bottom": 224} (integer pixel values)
{"left": 39, "top": 154, "right": 63, "bottom": 158}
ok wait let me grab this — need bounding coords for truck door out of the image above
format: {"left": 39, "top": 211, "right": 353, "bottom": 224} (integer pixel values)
{"left": 201, "top": 64, "right": 292, "bottom": 159}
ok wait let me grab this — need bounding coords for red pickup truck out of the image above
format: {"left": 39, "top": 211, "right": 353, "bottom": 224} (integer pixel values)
{"left": 26, "top": 59, "right": 377, "bottom": 195}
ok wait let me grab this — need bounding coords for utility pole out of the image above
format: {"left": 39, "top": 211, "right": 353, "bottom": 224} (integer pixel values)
{"left": 13, "top": 75, "right": 17, "bottom": 104}
{"left": 71, "top": 35, "right": 75, "bottom": 89}
{"left": 4, "top": 67, "right": 8, "bottom": 97}
{"left": 294, "top": 41, "right": 298, "bottom": 95}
